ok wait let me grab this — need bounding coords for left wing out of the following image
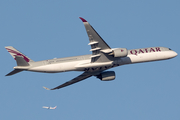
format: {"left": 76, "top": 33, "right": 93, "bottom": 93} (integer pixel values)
{"left": 43, "top": 72, "right": 92, "bottom": 90}
{"left": 79, "top": 17, "right": 112, "bottom": 62}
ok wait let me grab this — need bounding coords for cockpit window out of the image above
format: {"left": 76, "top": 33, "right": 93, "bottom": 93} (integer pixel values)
{"left": 169, "top": 48, "right": 172, "bottom": 50}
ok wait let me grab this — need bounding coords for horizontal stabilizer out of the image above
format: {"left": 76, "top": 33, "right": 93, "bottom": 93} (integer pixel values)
{"left": 6, "top": 69, "right": 23, "bottom": 76}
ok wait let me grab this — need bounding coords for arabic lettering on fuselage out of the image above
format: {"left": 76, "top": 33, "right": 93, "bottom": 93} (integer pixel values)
{"left": 84, "top": 64, "right": 120, "bottom": 72}
{"left": 130, "top": 47, "right": 161, "bottom": 56}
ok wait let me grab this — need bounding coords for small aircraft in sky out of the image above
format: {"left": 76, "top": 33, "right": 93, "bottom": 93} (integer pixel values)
{"left": 5, "top": 17, "right": 177, "bottom": 90}
{"left": 42, "top": 106, "right": 57, "bottom": 109}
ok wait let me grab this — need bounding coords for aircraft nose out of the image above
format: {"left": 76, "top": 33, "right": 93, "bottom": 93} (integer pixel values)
{"left": 171, "top": 51, "right": 178, "bottom": 58}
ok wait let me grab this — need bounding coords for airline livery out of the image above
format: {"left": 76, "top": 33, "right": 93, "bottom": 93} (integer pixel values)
{"left": 5, "top": 17, "right": 177, "bottom": 90}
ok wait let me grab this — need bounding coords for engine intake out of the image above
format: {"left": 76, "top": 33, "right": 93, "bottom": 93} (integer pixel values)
{"left": 97, "top": 71, "right": 115, "bottom": 81}
{"left": 110, "top": 48, "right": 128, "bottom": 58}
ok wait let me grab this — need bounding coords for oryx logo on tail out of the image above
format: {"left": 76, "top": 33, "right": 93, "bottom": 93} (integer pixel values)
{"left": 5, "top": 46, "right": 33, "bottom": 62}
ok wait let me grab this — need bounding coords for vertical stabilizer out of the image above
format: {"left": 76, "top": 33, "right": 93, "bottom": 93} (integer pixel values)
{"left": 5, "top": 46, "right": 32, "bottom": 76}
{"left": 5, "top": 46, "right": 34, "bottom": 62}
{"left": 15, "top": 56, "right": 29, "bottom": 66}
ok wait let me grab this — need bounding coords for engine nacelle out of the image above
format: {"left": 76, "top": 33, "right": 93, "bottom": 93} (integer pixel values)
{"left": 97, "top": 71, "right": 115, "bottom": 81}
{"left": 111, "top": 48, "right": 128, "bottom": 58}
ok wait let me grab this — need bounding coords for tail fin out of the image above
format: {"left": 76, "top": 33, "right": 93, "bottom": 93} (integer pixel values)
{"left": 15, "top": 56, "right": 29, "bottom": 66}
{"left": 5, "top": 46, "right": 33, "bottom": 76}
{"left": 5, "top": 46, "right": 34, "bottom": 63}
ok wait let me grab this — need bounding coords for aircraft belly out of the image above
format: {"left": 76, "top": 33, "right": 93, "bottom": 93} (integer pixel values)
{"left": 75, "top": 61, "right": 121, "bottom": 72}
{"left": 28, "top": 61, "right": 79, "bottom": 73}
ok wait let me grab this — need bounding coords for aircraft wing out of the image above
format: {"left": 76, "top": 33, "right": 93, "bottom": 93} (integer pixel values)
{"left": 43, "top": 72, "right": 92, "bottom": 90}
{"left": 79, "top": 17, "right": 112, "bottom": 62}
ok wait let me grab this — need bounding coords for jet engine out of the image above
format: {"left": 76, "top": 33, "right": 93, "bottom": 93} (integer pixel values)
{"left": 96, "top": 71, "right": 115, "bottom": 81}
{"left": 110, "top": 48, "right": 128, "bottom": 58}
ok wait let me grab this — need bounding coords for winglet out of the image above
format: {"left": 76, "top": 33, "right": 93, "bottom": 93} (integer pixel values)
{"left": 79, "top": 17, "right": 87, "bottom": 22}
{"left": 43, "top": 86, "right": 50, "bottom": 90}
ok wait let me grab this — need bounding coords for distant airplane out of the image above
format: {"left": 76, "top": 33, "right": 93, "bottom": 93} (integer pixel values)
{"left": 43, "top": 106, "right": 57, "bottom": 109}
{"left": 5, "top": 17, "right": 177, "bottom": 90}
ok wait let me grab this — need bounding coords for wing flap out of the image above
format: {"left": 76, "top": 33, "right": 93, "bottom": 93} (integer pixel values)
{"left": 90, "top": 54, "right": 101, "bottom": 58}
{"left": 90, "top": 47, "right": 101, "bottom": 51}
{"left": 88, "top": 41, "right": 98, "bottom": 45}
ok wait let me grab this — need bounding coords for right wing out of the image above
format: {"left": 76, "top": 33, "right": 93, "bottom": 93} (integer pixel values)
{"left": 43, "top": 72, "right": 92, "bottom": 90}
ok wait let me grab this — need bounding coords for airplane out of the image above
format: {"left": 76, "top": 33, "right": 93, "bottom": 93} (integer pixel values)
{"left": 5, "top": 17, "right": 177, "bottom": 90}
{"left": 42, "top": 106, "right": 57, "bottom": 109}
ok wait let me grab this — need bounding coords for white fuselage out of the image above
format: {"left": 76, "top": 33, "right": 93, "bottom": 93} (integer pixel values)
{"left": 6, "top": 17, "right": 178, "bottom": 90}
{"left": 22, "top": 47, "right": 177, "bottom": 74}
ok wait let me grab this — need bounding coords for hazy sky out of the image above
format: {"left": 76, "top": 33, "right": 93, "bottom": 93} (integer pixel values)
{"left": 1, "top": 0, "right": 180, "bottom": 120}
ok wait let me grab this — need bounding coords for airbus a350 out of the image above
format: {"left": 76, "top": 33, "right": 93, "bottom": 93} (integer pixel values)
{"left": 5, "top": 17, "right": 177, "bottom": 90}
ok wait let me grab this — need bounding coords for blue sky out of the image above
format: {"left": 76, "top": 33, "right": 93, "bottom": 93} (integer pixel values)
{"left": 0, "top": 0, "right": 180, "bottom": 120}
